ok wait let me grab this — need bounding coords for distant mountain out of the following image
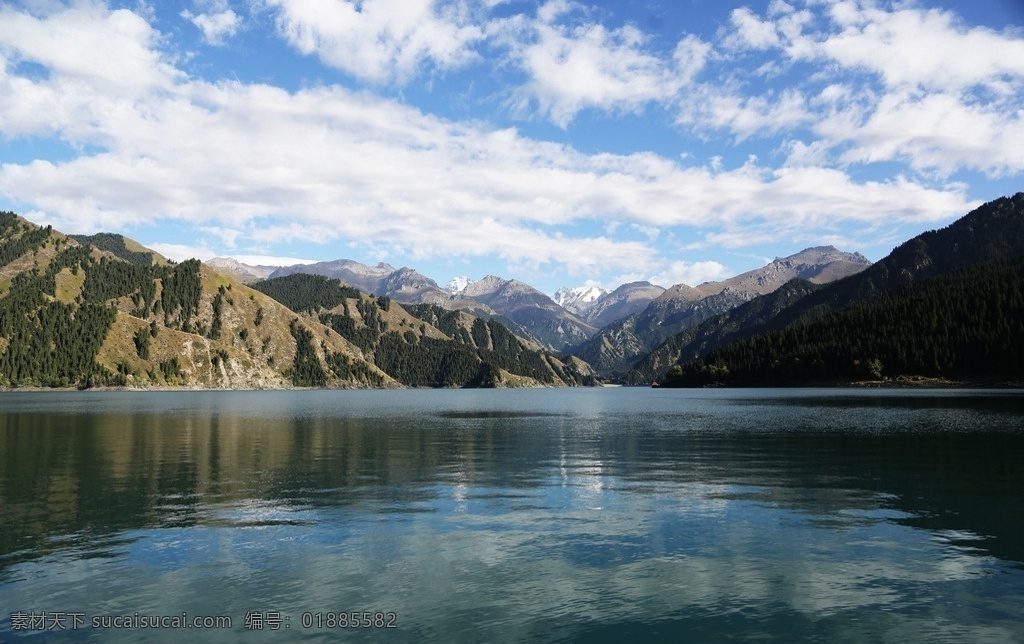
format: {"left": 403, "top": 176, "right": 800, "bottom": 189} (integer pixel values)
{"left": 572, "top": 246, "right": 872, "bottom": 377}
{"left": 554, "top": 285, "right": 611, "bottom": 316}
{"left": 207, "top": 257, "right": 279, "bottom": 283}
{"left": 269, "top": 259, "right": 397, "bottom": 295}
{"left": 446, "top": 276, "right": 474, "bottom": 293}
{"left": 582, "top": 281, "right": 666, "bottom": 328}
{"left": 211, "top": 246, "right": 870, "bottom": 357}
{"left": 264, "top": 260, "right": 597, "bottom": 351}
{"left": 459, "top": 276, "right": 598, "bottom": 351}
{"left": 640, "top": 192, "right": 1024, "bottom": 385}
{"left": 251, "top": 273, "right": 595, "bottom": 387}
{"left": 379, "top": 267, "right": 452, "bottom": 305}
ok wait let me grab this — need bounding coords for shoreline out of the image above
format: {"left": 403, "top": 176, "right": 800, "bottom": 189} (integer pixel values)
{"left": 4, "top": 379, "right": 1024, "bottom": 393}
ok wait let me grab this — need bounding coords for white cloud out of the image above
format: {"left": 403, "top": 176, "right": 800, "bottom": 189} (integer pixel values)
{"left": 182, "top": 9, "right": 240, "bottom": 45}
{"left": 696, "top": 0, "right": 1024, "bottom": 177}
{"left": 505, "top": 4, "right": 709, "bottom": 126}
{"left": 682, "top": 87, "right": 811, "bottom": 141}
{"left": 648, "top": 260, "right": 730, "bottom": 288}
{"left": 265, "top": 0, "right": 484, "bottom": 84}
{"left": 826, "top": 90, "right": 1024, "bottom": 177}
{"left": 211, "top": 254, "right": 318, "bottom": 266}
{"left": 0, "top": 2, "right": 179, "bottom": 110}
{"left": 727, "top": 7, "right": 781, "bottom": 50}
{"left": 147, "top": 241, "right": 218, "bottom": 263}
{"left": 812, "top": 2, "right": 1024, "bottom": 93}
{"left": 0, "top": 2, "right": 985, "bottom": 285}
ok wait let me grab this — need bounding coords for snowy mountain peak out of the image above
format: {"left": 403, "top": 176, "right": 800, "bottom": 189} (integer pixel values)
{"left": 445, "top": 276, "right": 475, "bottom": 294}
{"left": 554, "top": 285, "right": 611, "bottom": 314}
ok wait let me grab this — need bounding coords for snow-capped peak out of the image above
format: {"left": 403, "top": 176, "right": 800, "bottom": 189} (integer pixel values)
{"left": 446, "top": 276, "right": 475, "bottom": 294}
{"left": 553, "top": 285, "right": 611, "bottom": 314}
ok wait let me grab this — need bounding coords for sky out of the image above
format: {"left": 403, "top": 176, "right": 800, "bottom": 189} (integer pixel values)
{"left": 1, "top": 0, "right": 1022, "bottom": 296}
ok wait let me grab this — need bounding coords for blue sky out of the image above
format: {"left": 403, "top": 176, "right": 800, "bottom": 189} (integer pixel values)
{"left": 1, "top": 0, "right": 1022, "bottom": 295}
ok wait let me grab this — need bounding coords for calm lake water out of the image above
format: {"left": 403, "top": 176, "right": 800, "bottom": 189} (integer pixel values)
{"left": 1, "top": 388, "right": 1023, "bottom": 642}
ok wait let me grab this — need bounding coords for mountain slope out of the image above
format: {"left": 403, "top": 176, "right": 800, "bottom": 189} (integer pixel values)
{"left": 261, "top": 261, "right": 593, "bottom": 351}
{"left": 206, "top": 257, "right": 278, "bottom": 283}
{"left": 640, "top": 192, "right": 1024, "bottom": 385}
{"left": 252, "top": 273, "right": 595, "bottom": 387}
{"left": 458, "top": 276, "right": 597, "bottom": 351}
{"left": 1, "top": 214, "right": 593, "bottom": 389}
{"left": 572, "top": 246, "right": 871, "bottom": 376}
{"left": 660, "top": 257, "right": 1024, "bottom": 386}
{"left": 0, "top": 213, "right": 392, "bottom": 389}
{"left": 577, "top": 281, "right": 666, "bottom": 328}
{"left": 554, "top": 285, "right": 611, "bottom": 317}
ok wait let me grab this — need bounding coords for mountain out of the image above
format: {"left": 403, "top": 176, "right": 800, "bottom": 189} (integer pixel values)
{"left": 206, "top": 257, "right": 278, "bottom": 283}
{"left": 446, "top": 276, "right": 474, "bottom": 293}
{"left": 0, "top": 213, "right": 592, "bottom": 389}
{"left": 581, "top": 281, "right": 666, "bottom": 328}
{"left": 660, "top": 257, "right": 1024, "bottom": 386}
{"left": 269, "top": 259, "right": 397, "bottom": 295}
{"left": 69, "top": 233, "right": 170, "bottom": 266}
{"left": 0, "top": 213, "right": 390, "bottom": 389}
{"left": 378, "top": 267, "right": 452, "bottom": 305}
{"left": 572, "top": 246, "right": 872, "bottom": 377}
{"left": 267, "top": 260, "right": 597, "bottom": 351}
{"left": 554, "top": 285, "right": 611, "bottom": 316}
{"left": 640, "top": 192, "right": 1024, "bottom": 385}
{"left": 251, "top": 273, "right": 595, "bottom": 387}
{"left": 459, "top": 276, "right": 598, "bottom": 351}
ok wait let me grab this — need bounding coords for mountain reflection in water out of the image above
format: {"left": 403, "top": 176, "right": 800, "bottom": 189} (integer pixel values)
{"left": 1, "top": 388, "right": 1023, "bottom": 642}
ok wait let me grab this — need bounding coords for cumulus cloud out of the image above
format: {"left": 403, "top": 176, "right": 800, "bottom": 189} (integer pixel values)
{"left": 182, "top": 8, "right": 240, "bottom": 45}
{"left": 710, "top": 0, "right": 1024, "bottom": 177}
{"left": 148, "top": 241, "right": 220, "bottom": 263}
{"left": 265, "top": 0, "right": 485, "bottom": 84}
{"left": 812, "top": 2, "right": 1024, "bottom": 93}
{"left": 0, "top": 1, "right": 988, "bottom": 285}
{"left": 504, "top": 3, "right": 710, "bottom": 126}
{"left": 648, "top": 260, "right": 731, "bottom": 289}
{"left": 0, "top": 2, "right": 180, "bottom": 101}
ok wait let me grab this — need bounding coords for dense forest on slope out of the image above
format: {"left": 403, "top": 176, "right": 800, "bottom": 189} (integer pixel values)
{"left": 250, "top": 272, "right": 362, "bottom": 313}
{"left": 0, "top": 215, "right": 394, "bottom": 389}
{"left": 253, "top": 274, "right": 594, "bottom": 388}
{"left": 0, "top": 213, "right": 211, "bottom": 387}
{"left": 628, "top": 279, "right": 824, "bottom": 384}
{"left": 659, "top": 258, "right": 1024, "bottom": 386}
{"left": 572, "top": 247, "right": 871, "bottom": 378}
{"left": 69, "top": 233, "right": 160, "bottom": 266}
{"left": 632, "top": 193, "right": 1024, "bottom": 385}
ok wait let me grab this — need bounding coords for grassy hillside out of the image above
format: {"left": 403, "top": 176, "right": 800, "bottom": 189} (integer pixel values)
{"left": 0, "top": 213, "right": 390, "bottom": 389}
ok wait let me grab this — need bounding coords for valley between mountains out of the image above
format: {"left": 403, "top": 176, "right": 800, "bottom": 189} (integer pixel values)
{"left": 1, "top": 193, "right": 1022, "bottom": 389}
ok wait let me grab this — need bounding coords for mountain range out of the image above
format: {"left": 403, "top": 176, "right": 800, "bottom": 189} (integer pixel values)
{"left": 0, "top": 214, "right": 591, "bottom": 390}
{"left": 3, "top": 192, "right": 1021, "bottom": 390}
{"left": 207, "top": 246, "right": 868, "bottom": 356}
{"left": 642, "top": 192, "right": 1024, "bottom": 386}
{"left": 570, "top": 246, "right": 872, "bottom": 376}
{"left": 224, "top": 258, "right": 600, "bottom": 351}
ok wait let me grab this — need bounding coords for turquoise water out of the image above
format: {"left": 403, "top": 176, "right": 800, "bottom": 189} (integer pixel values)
{"left": 1, "top": 388, "right": 1023, "bottom": 642}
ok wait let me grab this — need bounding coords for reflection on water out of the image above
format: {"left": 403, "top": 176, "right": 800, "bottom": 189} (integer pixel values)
{"left": 1, "top": 388, "right": 1023, "bottom": 642}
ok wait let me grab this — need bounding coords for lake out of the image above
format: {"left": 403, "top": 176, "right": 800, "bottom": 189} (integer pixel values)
{"left": 1, "top": 387, "right": 1023, "bottom": 642}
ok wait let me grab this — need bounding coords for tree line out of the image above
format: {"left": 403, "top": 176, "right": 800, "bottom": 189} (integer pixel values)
{"left": 661, "top": 258, "right": 1024, "bottom": 386}
{"left": 0, "top": 227, "right": 202, "bottom": 387}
